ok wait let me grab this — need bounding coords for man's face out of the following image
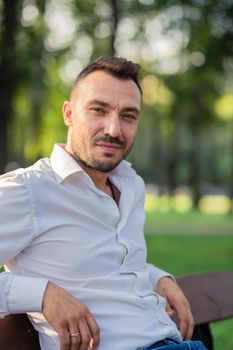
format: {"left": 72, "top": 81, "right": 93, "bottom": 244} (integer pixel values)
{"left": 63, "top": 70, "right": 141, "bottom": 173}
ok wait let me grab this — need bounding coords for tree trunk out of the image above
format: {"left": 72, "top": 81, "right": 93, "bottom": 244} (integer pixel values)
{"left": 228, "top": 122, "right": 233, "bottom": 215}
{"left": 189, "top": 132, "right": 201, "bottom": 208}
{"left": 0, "top": 0, "right": 21, "bottom": 174}
{"left": 167, "top": 111, "right": 181, "bottom": 195}
{"left": 27, "top": 0, "right": 47, "bottom": 161}
{"left": 109, "top": 0, "right": 120, "bottom": 56}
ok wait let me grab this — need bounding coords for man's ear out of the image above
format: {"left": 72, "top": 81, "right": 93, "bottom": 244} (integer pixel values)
{"left": 62, "top": 101, "right": 73, "bottom": 126}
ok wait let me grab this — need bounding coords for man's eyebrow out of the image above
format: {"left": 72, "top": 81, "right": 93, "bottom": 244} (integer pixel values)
{"left": 87, "top": 99, "right": 111, "bottom": 108}
{"left": 87, "top": 99, "right": 140, "bottom": 115}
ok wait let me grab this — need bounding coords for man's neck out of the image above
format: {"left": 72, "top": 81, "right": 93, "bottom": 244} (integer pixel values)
{"left": 84, "top": 166, "right": 109, "bottom": 190}
{"left": 64, "top": 145, "right": 109, "bottom": 191}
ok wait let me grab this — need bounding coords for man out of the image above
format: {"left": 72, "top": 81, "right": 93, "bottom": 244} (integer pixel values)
{"left": 0, "top": 57, "right": 206, "bottom": 350}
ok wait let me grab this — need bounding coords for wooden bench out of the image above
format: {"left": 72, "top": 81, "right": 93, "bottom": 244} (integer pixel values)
{"left": 0, "top": 270, "right": 233, "bottom": 350}
{"left": 177, "top": 270, "right": 233, "bottom": 349}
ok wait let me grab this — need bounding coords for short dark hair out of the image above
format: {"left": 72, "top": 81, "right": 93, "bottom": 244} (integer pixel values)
{"left": 72, "top": 56, "right": 142, "bottom": 95}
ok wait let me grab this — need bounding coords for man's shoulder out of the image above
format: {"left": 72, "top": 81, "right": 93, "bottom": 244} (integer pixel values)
{"left": 0, "top": 158, "right": 52, "bottom": 186}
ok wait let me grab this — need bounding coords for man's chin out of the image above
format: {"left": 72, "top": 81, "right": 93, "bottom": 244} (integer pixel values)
{"left": 85, "top": 155, "right": 123, "bottom": 172}
{"left": 90, "top": 161, "right": 120, "bottom": 173}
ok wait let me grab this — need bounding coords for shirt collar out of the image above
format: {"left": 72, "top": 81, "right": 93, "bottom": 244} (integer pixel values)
{"left": 50, "top": 144, "right": 84, "bottom": 183}
{"left": 50, "top": 144, "right": 134, "bottom": 183}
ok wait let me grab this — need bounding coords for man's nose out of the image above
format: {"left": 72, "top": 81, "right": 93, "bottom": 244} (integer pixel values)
{"left": 104, "top": 114, "right": 122, "bottom": 138}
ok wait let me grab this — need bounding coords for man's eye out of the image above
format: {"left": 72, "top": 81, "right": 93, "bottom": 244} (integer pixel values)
{"left": 123, "top": 114, "right": 137, "bottom": 122}
{"left": 91, "top": 107, "right": 105, "bottom": 114}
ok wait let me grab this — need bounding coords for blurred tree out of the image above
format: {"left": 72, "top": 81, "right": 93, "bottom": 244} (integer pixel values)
{"left": 0, "top": 0, "right": 22, "bottom": 174}
{"left": 109, "top": 0, "right": 120, "bottom": 56}
{"left": 122, "top": 0, "right": 233, "bottom": 206}
{"left": 0, "top": 0, "right": 232, "bottom": 211}
{"left": 14, "top": 0, "right": 48, "bottom": 163}
{"left": 183, "top": 0, "right": 233, "bottom": 206}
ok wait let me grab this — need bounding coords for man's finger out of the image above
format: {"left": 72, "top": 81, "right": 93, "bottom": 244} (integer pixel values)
{"left": 58, "top": 328, "right": 71, "bottom": 350}
{"left": 78, "top": 320, "right": 92, "bottom": 350}
{"left": 166, "top": 303, "right": 175, "bottom": 317}
{"left": 177, "top": 304, "right": 194, "bottom": 340}
{"left": 86, "top": 313, "right": 100, "bottom": 349}
{"left": 183, "top": 309, "right": 194, "bottom": 340}
{"left": 179, "top": 317, "right": 189, "bottom": 340}
{"left": 69, "top": 329, "right": 81, "bottom": 350}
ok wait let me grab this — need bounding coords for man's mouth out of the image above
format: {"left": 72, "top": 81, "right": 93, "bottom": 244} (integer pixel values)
{"left": 96, "top": 142, "right": 122, "bottom": 153}
{"left": 93, "top": 136, "right": 126, "bottom": 148}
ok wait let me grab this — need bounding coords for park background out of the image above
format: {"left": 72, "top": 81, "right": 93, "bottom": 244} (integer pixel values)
{"left": 0, "top": 0, "right": 233, "bottom": 349}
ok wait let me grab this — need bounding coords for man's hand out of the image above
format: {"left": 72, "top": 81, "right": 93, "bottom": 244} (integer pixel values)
{"left": 156, "top": 277, "right": 194, "bottom": 340}
{"left": 42, "top": 282, "right": 100, "bottom": 350}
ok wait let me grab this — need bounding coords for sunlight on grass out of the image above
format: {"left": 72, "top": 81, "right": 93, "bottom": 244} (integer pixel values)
{"left": 145, "top": 191, "right": 232, "bottom": 215}
{"left": 198, "top": 195, "right": 231, "bottom": 215}
{"left": 145, "top": 193, "right": 172, "bottom": 213}
{"left": 171, "top": 193, "right": 193, "bottom": 213}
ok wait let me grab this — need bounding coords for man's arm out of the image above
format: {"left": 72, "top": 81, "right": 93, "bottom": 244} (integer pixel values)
{"left": 156, "top": 276, "right": 194, "bottom": 340}
{"left": 0, "top": 273, "right": 100, "bottom": 350}
{"left": 147, "top": 264, "right": 194, "bottom": 340}
{"left": 0, "top": 173, "right": 100, "bottom": 350}
{"left": 0, "top": 173, "right": 49, "bottom": 318}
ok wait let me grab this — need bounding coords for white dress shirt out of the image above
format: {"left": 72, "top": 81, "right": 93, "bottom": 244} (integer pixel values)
{"left": 0, "top": 144, "right": 181, "bottom": 350}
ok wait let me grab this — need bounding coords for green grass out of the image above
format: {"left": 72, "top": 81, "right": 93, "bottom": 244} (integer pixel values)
{"left": 145, "top": 211, "right": 233, "bottom": 350}
{"left": 146, "top": 210, "right": 233, "bottom": 224}
{"left": 145, "top": 210, "right": 233, "bottom": 235}
{"left": 145, "top": 235, "right": 233, "bottom": 275}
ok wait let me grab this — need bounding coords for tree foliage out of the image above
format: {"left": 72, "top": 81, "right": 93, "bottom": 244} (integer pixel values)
{"left": 0, "top": 0, "right": 232, "bottom": 209}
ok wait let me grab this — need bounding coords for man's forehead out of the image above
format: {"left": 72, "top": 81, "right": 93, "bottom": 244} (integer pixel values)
{"left": 71, "top": 70, "right": 141, "bottom": 104}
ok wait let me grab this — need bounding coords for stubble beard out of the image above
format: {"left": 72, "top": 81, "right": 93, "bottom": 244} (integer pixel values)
{"left": 71, "top": 138, "right": 134, "bottom": 173}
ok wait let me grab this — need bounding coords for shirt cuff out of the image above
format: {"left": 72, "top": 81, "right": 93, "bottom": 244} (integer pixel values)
{"left": 147, "top": 263, "right": 176, "bottom": 289}
{"left": 8, "top": 275, "right": 49, "bottom": 314}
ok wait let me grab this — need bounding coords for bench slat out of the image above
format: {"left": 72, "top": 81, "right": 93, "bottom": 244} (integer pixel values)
{"left": 177, "top": 270, "right": 233, "bottom": 325}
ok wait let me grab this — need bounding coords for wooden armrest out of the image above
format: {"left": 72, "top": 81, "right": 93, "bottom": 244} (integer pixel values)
{"left": 177, "top": 270, "right": 233, "bottom": 325}
{"left": 0, "top": 313, "right": 40, "bottom": 350}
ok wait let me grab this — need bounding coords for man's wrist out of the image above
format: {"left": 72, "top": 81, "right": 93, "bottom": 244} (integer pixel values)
{"left": 8, "top": 275, "right": 49, "bottom": 314}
